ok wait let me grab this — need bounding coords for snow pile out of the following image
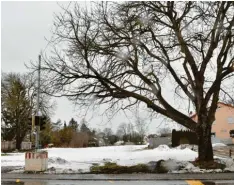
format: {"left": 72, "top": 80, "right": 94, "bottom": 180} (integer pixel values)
{"left": 212, "top": 143, "right": 227, "bottom": 148}
{"left": 48, "top": 157, "right": 69, "bottom": 164}
{"left": 176, "top": 144, "right": 197, "bottom": 150}
{"left": 154, "top": 145, "right": 170, "bottom": 151}
{"left": 114, "top": 141, "right": 124, "bottom": 146}
{"left": 222, "top": 158, "right": 234, "bottom": 172}
{"left": 160, "top": 159, "right": 185, "bottom": 171}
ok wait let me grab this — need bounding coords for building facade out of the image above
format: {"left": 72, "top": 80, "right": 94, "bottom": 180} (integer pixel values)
{"left": 191, "top": 102, "right": 234, "bottom": 144}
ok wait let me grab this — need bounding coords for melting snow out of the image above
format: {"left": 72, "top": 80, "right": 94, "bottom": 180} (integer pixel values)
{"left": 1, "top": 145, "right": 197, "bottom": 173}
{"left": 2, "top": 144, "right": 233, "bottom": 174}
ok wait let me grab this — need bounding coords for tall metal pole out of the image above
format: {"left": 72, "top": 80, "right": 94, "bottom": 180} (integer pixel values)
{"left": 35, "top": 55, "right": 41, "bottom": 150}
{"left": 37, "top": 55, "right": 41, "bottom": 115}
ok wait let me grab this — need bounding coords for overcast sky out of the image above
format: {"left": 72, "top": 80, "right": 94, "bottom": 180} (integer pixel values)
{"left": 1, "top": 1, "right": 182, "bottom": 133}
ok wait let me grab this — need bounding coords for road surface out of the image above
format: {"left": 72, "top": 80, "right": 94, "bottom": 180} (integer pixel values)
{"left": 1, "top": 180, "right": 234, "bottom": 185}
{"left": 2, "top": 173, "right": 234, "bottom": 181}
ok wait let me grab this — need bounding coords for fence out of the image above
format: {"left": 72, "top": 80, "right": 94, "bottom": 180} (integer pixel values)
{"left": 1, "top": 141, "right": 16, "bottom": 151}
{"left": 171, "top": 129, "right": 198, "bottom": 147}
{"left": 213, "top": 146, "right": 234, "bottom": 158}
{"left": 21, "top": 142, "right": 32, "bottom": 150}
{"left": 1, "top": 141, "right": 32, "bottom": 151}
{"left": 148, "top": 136, "right": 171, "bottom": 148}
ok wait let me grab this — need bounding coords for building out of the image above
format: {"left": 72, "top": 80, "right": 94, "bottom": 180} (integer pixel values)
{"left": 190, "top": 102, "right": 234, "bottom": 144}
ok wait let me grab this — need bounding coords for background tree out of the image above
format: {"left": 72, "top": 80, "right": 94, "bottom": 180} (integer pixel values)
{"left": 103, "top": 127, "right": 120, "bottom": 145}
{"left": 40, "top": 117, "right": 53, "bottom": 147}
{"left": 135, "top": 116, "right": 148, "bottom": 144}
{"left": 1, "top": 73, "right": 31, "bottom": 149}
{"left": 1, "top": 72, "right": 55, "bottom": 149}
{"left": 80, "top": 119, "right": 91, "bottom": 133}
{"left": 68, "top": 118, "right": 79, "bottom": 131}
{"left": 35, "top": 2, "right": 234, "bottom": 162}
{"left": 103, "top": 128, "right": 113, "bottom": 137}
{"left": 108, "top": 135, "right": 119, "bottom": 145}
{"left": 52, "top": 119, "right": 63, "bottom": 131}
{"left": 116, "top": 123, "right": 128, "bottom": 139}
{"left": 158, "top": 127, "right": 172, "bottom": 137}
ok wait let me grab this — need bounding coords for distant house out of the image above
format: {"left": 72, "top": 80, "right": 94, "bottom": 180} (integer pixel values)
{"left": 190, "top": 102, "right": 234, "bottom": 144}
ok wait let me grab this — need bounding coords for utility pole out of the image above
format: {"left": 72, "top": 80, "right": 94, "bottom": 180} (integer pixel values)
{"left": 35, "top": 55, "right": 41, "bottom": 150}
{"left": 25, "top": 54, "right": 48, "bottom": 173}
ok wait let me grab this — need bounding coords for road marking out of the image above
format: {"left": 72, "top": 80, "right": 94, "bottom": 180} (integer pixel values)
{"left": 16, "top": 179, "right": 20, "bottom": 183}
{"left": 186, "top": 180, "right": 205, "bottom": 185}
{"left": 108, "top": 180, "right": 114, "bottom": 183}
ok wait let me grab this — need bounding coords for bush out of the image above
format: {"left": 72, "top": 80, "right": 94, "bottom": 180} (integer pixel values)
{"left": 90, "top": 162, "right": 150, "bottom": 174}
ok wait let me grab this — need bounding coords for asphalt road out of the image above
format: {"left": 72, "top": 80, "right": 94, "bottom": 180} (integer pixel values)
{"left": 2, "top": 173, "right": 234, "bottom": 181}
{"left": 1, "top": 180, "right": 234, "bottom": 185}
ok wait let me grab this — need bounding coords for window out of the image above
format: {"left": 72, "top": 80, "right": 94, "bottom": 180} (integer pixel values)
{"left": 227, "top": 117, "right": 234, "bottom": 124}
{"left": 211, "top": 132, "right": 216, "bottom": 137}
{"left": 221, "top": 129, "right": 227, "bottom": 133}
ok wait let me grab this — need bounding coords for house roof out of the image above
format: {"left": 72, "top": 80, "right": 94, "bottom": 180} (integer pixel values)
{"left": 190, "top": 102, "right": 234, "bottom": 119}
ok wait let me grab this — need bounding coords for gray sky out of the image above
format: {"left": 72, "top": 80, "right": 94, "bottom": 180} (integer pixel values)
{"left": 1, "top": 1, "right": 180, "bottom": 133}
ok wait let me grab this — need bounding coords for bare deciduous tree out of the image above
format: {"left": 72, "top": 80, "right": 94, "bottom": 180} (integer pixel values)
{"left": 135, "top": 116, "right": 148, "bottom": 143}
{"left": 33, "top": 2, "right": 234, "bottom": 162}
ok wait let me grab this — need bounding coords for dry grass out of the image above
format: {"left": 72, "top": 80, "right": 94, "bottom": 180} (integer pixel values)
{"left": 191, "top": 160, "right": 226, "bottom": 170}
{"left": 90, "top": 162, "right": 150, "bottom": 174}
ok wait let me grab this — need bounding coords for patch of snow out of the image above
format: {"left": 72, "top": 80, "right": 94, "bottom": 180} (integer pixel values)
{"left": 114, "top": 141, "right": 124, "bottom": 146}
{"left": 212, "top": 143, "right": 227, "bottom": 147}
{"left": 1, "top": 145, "right": 198, "bottom": 173}
{"left": 154, "top": 145, "right": 170, "bottom": 151}
{"left": 7, "top": 168, "right": 24, "bottom": 174}
{"left": 176, "top": 144, "right": 197, "bottom": 150}
{"left": 48, "top": 157, "right": 69, "bottom": 164}
{"left": 221, "top": 158, "right": 234, "bottom": 172}
{"left": 160, "top": 159, "right": 184, "bottom": 172}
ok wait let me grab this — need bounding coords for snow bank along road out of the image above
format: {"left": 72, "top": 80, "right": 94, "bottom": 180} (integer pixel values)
{"left": 1, "top": 145, "right": 234, "bottom": 173}
{"left": 1, "top": 145, "right": 197, "bottom": 173}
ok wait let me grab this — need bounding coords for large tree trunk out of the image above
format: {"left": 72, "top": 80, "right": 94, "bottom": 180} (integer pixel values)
{"left": 196, "top": 123, "right": 214, "bottom": 162}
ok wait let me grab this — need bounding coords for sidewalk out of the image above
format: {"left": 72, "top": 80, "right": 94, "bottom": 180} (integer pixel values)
{"left": 2, "top": 173, "right": 234, "bottom": 181}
